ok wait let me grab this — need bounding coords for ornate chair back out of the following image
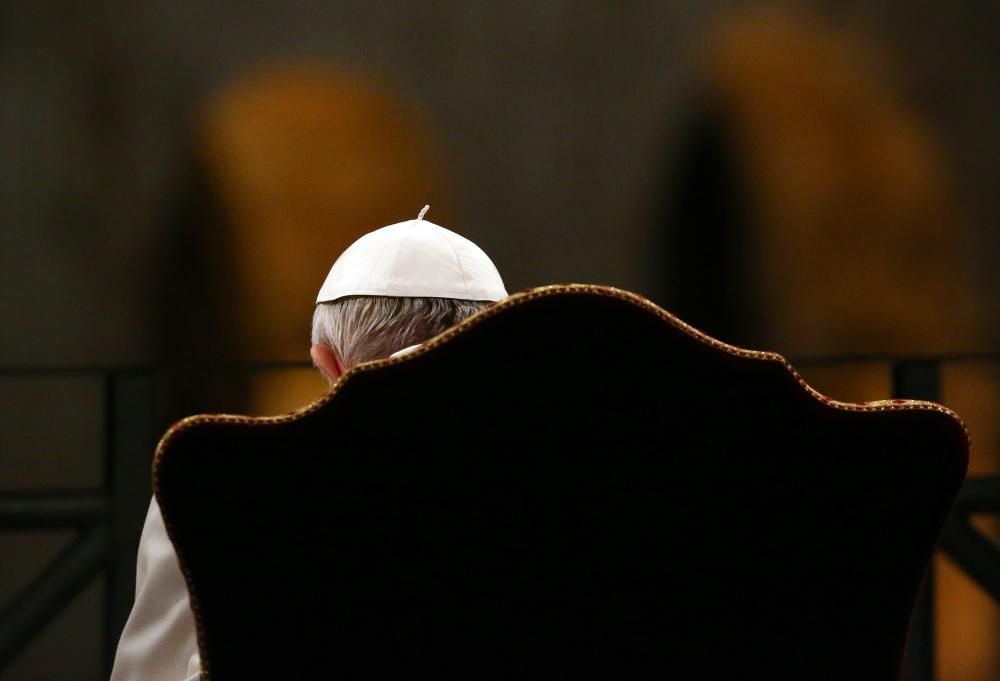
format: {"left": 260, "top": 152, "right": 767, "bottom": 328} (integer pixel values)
{"left": 155, "top": 285, "right": 968, "bottom": 680}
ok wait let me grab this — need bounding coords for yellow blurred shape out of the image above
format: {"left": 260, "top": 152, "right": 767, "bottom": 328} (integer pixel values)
{"left": 198, "top": 62, "right": 454, "bottom": 414}
{"left": 706, "top": 7, "right": 983, "bottom": 357}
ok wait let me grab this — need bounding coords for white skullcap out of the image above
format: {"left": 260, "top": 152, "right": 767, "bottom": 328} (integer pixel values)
{"left": 316, "top": 207, "right": 507, "bottom": 304}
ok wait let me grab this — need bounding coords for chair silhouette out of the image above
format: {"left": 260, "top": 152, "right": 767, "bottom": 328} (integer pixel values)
{"left": 154, "top": 285, "right": 968, "bottom": 680}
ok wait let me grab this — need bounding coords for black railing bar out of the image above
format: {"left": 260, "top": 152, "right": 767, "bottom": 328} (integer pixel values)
{"left": 953, "top": 476, "right": 1000, "bottom": 514}
{"left": 0, "top": 526, "right": 112, "bottom": 673}
{"left": 0, "top": 360, "right": 314, "bottom": 377}
{"left": 791, "top": 352, "right": 1000, "bottom": 367}
{"left": 1, "top": 352, "right": 1000, "bottom": 377}
{"left": 0, "top": 490, "right": 109, "bottom": 528}
{"left": 939, "top": 516, "right": 1000, "bottom": 605}
{"left": 0, "top": 366, "right": 148, "bottom": 378}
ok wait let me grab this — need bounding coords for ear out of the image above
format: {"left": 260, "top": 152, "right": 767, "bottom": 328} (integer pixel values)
{"left": 310, "top": 344, "right": 345, "bottom": 385}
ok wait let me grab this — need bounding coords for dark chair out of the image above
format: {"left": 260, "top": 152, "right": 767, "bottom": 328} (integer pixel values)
{"left": 154, "top": 284, "right": 968, "bottom": 680}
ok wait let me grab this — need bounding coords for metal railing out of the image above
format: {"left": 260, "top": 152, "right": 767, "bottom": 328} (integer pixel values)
{"left": 0, "top": 355, "right": 997, "bottom": 680}
{"left": 0, "top": 370, "right": 157, "bottom": 678}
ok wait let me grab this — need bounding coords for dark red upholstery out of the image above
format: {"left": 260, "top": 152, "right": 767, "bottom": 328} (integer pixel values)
{"left": 154, "top": 285, "right": 968, "bottom": 680}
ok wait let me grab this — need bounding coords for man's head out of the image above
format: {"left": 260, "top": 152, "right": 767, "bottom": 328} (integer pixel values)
{"left": 310, "top": 210, "right": 506, "bottom": 384}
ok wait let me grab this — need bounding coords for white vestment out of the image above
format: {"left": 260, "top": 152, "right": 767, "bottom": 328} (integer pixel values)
{"left": 110, "top": 344, "right": 423, "bottom": 681}
{"left": 110, "top": 499, "right": 201, "bottom": 681}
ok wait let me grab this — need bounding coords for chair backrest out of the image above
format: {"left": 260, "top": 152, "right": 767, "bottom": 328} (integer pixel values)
{"left": 154, "top": 285, "right": 968, "bottom": 680}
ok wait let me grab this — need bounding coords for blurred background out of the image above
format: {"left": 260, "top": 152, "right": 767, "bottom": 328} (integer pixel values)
{"left": 1, "top": 1, "right": 998, "bottom": 680}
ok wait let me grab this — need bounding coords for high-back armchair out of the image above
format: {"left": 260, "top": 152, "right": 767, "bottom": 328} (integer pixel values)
{"left": 154, "top": 285, "right": 968, "bottom": 680}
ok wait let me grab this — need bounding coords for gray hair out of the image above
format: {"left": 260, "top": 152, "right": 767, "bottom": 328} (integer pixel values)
{"left": 312, "top": 296, "right": 491, "bottom": 368}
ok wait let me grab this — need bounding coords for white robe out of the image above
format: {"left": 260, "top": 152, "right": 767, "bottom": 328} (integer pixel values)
{"left": 110, "top": 499, "right": 201, "bottom": 681}
{"left": 110, "top": 344, "right": 423, "bottom": 680}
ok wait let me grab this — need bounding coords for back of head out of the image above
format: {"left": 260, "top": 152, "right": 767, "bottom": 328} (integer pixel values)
{"left": 312, "top": 296, "right": 490, "bottom": 367}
